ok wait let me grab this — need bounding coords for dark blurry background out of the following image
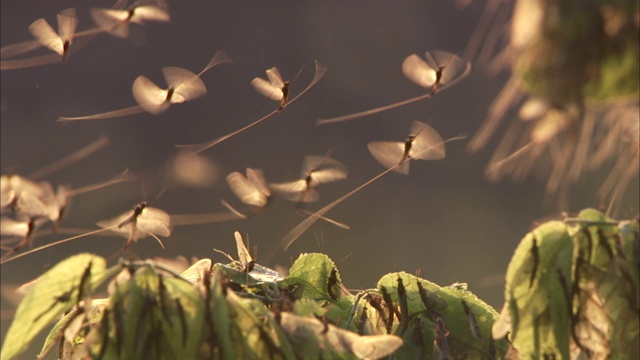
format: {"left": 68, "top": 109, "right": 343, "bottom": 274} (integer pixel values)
{"left": 1, "top": 0, "right": 638, "bottom": 354}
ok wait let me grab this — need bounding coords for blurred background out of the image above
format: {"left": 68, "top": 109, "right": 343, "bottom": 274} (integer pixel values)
{"left": 1, "top": 0, "right": 638, "bottom": 354}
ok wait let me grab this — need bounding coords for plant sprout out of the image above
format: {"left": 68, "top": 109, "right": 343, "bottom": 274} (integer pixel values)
{"left": 316, "top": 51, "right": 471, "bottom": 126}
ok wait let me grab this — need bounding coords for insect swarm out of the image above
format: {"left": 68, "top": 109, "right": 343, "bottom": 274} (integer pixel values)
{"left": 1, "top": 1, "right": 637, "bottom": 359}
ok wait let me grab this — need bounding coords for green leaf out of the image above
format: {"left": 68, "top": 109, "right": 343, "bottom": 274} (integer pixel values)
{"left": 1, "top": 253, "right": 108, "bottom": 360}
{"left": 280, "top": 253, "right": 345, "bottom": 302}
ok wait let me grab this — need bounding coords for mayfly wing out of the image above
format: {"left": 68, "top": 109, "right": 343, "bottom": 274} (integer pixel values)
{"left": 234, "top": 231, "right": 254, "bottom": 272}
{"left": 266, "top": 67, "right": 285, "bottom": 88}
{"left": 251, "top": 76, "right": 284, "bottom": 101}
{"left": 402, "top": 54, "right": 437, "bottom": 88}
{"left": 269, "top": 180, "right": 319, "bottom": 202}
{"left": 28, "top": 19, "right": 64, "bottom": 56}
{"left": 161, "top": 67, "right": 206, "bottom": 104}
{"left": 131, "top": 75, "right": 170, "bottom": 114}
{"left": 57, "top": 105, "right": 145, "bottom": 123}
{"left": 57, "top": 8, "right": 78, "bottom": 48}
{"left": 89, "top": 8, "right": 132, "bottom": 38}
{"left": 135, "top": 206, "right": 172, "bottom": 238}
{"left": 302, "top": 155, "right": 348, "bottom": 186}
{"left": 245, "top": 168, "right": 271, "bottom": 200}
{"left": 131, "top": 5, "right": 171, "bottom": 23}
{"left": 284, "top": 60, "right": 327, "bottom": 108}
{"left": 179, "top": 259, "right": 212, "bottom": 285}
{"left": 367, "top": 141, "right": 409, "bottom": 175}
{"left": 409, "top": 121, "right": 446, "bottom": 160}
{"left": 226, "top": 169, "right": 269, "bottom": 208}
{"left": 425, "top": 50, "right": 471, "bottom": 90}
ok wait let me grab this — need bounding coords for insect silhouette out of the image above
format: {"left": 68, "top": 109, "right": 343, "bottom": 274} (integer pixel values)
{"left": 316, "top": 50, "right": 470, "bottom": 126}
{"left": 174, "top": 60, "right": 327, "bottom": 154}
{"left": 57, "top": 50, "right": 232, "bottom": 122}
{"left": 367, "top": 120, "right": 447, "bottom": 175}
{"left": 90, "top": 2, "right": 170, "bottom": 39}
{"left": 280, "top": 122, "right": 464, "bottom": 250}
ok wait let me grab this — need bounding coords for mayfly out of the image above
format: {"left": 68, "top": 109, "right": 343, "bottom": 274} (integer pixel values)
{"left": 0, "top": 8, "right": 85, "bottom": 70}
{"left": 0, "top": 205, "right": 158, "bottom": 265}
{"left": 317, "top": 50, "right": 470, "bottom": 126}
{"left": 251, "top": 65, "right": 304, "bottom": 111}
{"left": 269, "top": 154, "right": 347, "bottom": 204}
{"left": 367, "top": 120, "right": 447, "bottom": 175}
{"left": 233, "top": 231, "right": 255, "bottom": 273}
{"left": 174, "top": 60, "right": 327, "bottom": 154}
{"left": 96, "top": 201, "right": 171, "bottom": 250}
{"left": 57, "top": 50, "right": 232, "bottom": 122}
{"left": 90, "top": 2, "right": 170, "bottom": 39}
{"left": 280, "top": 122, "right": 464, "bottom": 250}
{"left": 225, "top": 168, "right": 272, "bottom": 216}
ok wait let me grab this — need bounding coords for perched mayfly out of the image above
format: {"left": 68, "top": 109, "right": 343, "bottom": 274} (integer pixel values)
{"left": 175, "top": 60, "right": 327, "bottom": 154}
{"left": 280, "top": 122, "right": 464, "bottom": 250}
{"left": 96, "top": 201, "right": 171, "bottom": 250}
{"left": 367, "top": 121, "right": 446, "bottom": 175}
{"left": 57, "top": 50, "right": 232, "bottom": 122}
{"left": 270, "top": 155, "right": 348, "bottom": 204}
{"left": 225, "top": 168, "right": 272, "bottom": 216}
{"left": 317, "top": 50, "right": 470, "bottom": 126}
{"left": 90, "top": 1, "right": 170, "bottom": 39}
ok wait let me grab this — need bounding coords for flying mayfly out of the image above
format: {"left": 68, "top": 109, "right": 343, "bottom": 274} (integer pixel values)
{"left": 0, "top": 8, "right": 83, "bottom": 70}
{"left": 316, "top": 50, "right": 470, "bottom": 126}
{"left": 269, "top": 154, "right": 348, "bottom": 204}
{"left": 224, "top": 168, "right": 272, "bottom": 217}
{"left": 174, "top": 60, "right": 327, "bottom": 154}
{"left": 57, "top": 50, "right": 232, "bottom": 122}
{"left": 367, "top": 120, "right": 446, "bottom": 175}
{"left": 280, "top": 121, "right": 465, "bottom": 250}
{"left": 90, "top": 1, "right": 170, "bottom": 39}
{"left": 1, "top": 137, "right": 132, "bottom": 257}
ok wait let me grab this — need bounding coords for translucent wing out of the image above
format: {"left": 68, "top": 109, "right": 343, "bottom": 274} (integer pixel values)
{"left": 367, "top": 141, "right": 409, "bottom": 174}
{"left": 269, "top": 180, "right": 319, "bottom": 203}
{"left": 308, "top": 168, "right": 348, "bottom": 187}
{"left": 302, "top": 156, "right": 347, "bottom": 181}
{"left": 56, "top": 8, "right": 77, "bottom": 45}
{"left": 251, "top": 77, "right": 284, "bottom": 101}
{"left": 402, "top": 54, "right": 437, "bottom": 88}
{"left": 89, "top": 8, "right": 130, "bottom": 38}
{"left": 269, "top": 179, "right": 309, "bottom": 195}
{"left": 16, "top": 190, "right": 50, "bottom": 219}
{"left": 265, "top": 67, "right": 284, "bottom": 88}
{"left": 425, "top": 50, "right": 471, "bottom": 88}
{"left": 96, "top": 209, "right": 134, "bottom": 238}
{"left": 245, "top": 168, "right": 271, "bottom": 200}
{"left": 226, "top": 170, "right": 269, "bottom": 208}
{"left": 136, "top": 206, "right": 172, "bottom": 237}
{"left": 234, "top": 231, "right": 254, "bottom": 271}
{"left": 1, "top": 217, "right": 31, "bottom": 238}
{"left": 130, "top": 5, "right": 170, "bottom": 23}
{"left": 409, "top": 121, "right": 446, "bottom": 160}
{"left": 180, "top": 259, "right": 212, "bottom": 285}
{"left": 131, "top": 75, "right": 170, "bottom": 114}
{"left": 162, "top": 66, "right": 207, "bottom": 103}
{"left": 28, "top": 19, "right": 64, "bottom": 56}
